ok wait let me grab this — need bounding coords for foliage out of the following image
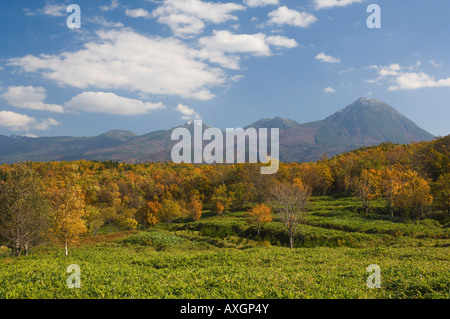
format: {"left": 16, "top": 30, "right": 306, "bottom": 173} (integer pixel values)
{"left": 0, "top": 163, "right": 51, "bottom": 256}
{"left": 247, "top": 203, "right": 272, "bottom": 237}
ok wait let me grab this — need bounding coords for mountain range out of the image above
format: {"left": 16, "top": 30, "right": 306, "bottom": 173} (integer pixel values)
{"left": 0, "top": 98, "right": 436, "bottom": 164}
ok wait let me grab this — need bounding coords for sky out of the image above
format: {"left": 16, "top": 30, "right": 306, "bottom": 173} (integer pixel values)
{"left": 0, "top": 0, "right": 449, "bottom": 138}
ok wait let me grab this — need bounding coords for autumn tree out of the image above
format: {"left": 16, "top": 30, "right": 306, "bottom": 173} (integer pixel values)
{"left": 211, "top": 184, "right": 232, "bottom": 213}
{"left": 377, "top": 167, "right": 403, "bottom": 218}
{"left": 214, "top": 201, "right": 224, "bottom": 216}
{"left": 158, "top": 198, "right": 182, "bottom": 224}
{"left": 395, "top": 170, "right": 433, "bottom": 218}
{"left": 50, "top": 180, "right": 88, "bottom": 256}
{"left": 187, "top": 191, "right": 203, "bottom": 221}
{"left": 433, "top": 173, "right": 450, "bottom": 214}
{"left": 136, "top": 198, "right": 160, "bottom": 227}
{"left": 0, "top": 163, "right": 51, "bottom": 256}
{"left": 353, "top": 169, "right": 380, "bottom": 214}
{"left": 297, "top": 162, "right": 334, "bottom": 195}
{"left": 270, "top": 182, "right": 311, "bottom": 249}
{"left": 247, "top": 203, "right": 272, "bottom": 237}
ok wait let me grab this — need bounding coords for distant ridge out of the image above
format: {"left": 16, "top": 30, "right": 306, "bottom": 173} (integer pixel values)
{"left": 0, "top": 98, "right": 436, "bottom": 163}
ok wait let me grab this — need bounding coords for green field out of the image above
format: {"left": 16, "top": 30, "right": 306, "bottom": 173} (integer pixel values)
{"left": 1, "top": 197, "right": 449, "bottom": 299}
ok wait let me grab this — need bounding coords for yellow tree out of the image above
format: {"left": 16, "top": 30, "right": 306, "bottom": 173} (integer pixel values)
{"left": 145, "top": 200, "right": 161, "bottom": 226}
{"left": 247, "top": 203, "right": 272, "bottom": 237}
{"left": 188, "top": 191, "right": 203, "bottom": 221}
{"left": 50, "top": 180, "right": 87, "bottom": 256}
{"left": 215, "top": 201, "right": 224, "bottom": 216}
{"left": 396, "top": 170, "right": 433, "bottom": 218}
{"left": 353, "top": 169, "right": 380, "bottom": 214}
{"left": 379, "top": 167, "right": 402, "bottom": 218}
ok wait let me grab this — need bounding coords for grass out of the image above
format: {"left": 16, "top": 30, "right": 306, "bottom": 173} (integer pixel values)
{"left": 0, "top": 196, "right": 449, "bottom": 299}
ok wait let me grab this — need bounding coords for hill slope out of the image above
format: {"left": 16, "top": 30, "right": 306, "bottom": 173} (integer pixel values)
{"left": 0, "top": 98, "right": 436, "bottom": 163}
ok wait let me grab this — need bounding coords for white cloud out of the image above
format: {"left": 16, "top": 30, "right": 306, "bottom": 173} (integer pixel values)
{"left": 323, "top": 86, "right": 336, "bottom": 93}
{"left": 152, "top": 0, "right": 246, "bottom": 37}
{"left": 369, "top": 62, "right": 450, "bottom": 91}
{"left": 0, "top": 110, "right": 60, "bottom": 132}
{"left": 40, "top": 3, "right": 67, "bottom": 17}
{"left": 33, "top": 118, "right": 61, "bottom": 130}
{"left": 175, "top": 103, "right": 202, "bottom": 120}
{"left": 314, "top": 0, "right": 364, "bottom": 10}
{"left": 8, "top": 29, "right": 226, "bottom": 101}
{"left": 197, "top": 30, "right": 298, "bottom": 69}
{"left": 157, "top": 14, "right": 205, "bottom": 37}
{"left": 125, "top": 8, "right": 151, "bottom": 18}
{"left": 85, "top": 16, "right": 124, "bottom": 29}
{"left": 388, "top": 72, "right": 450, "bottom": 91}
{"left": 100, "top": 0, "right": 120, "bottom": 11}
{"left": 65, "top": 92, "right": 165, "bottom": 115}
{"left": 244, "top": 0, "right": 279, "bottom": 8}
{"left": 268, "top": 6, "right": 317, "bottom": 28}
{"left": 315, "top": 52, "right": 341, "bottom": 63}
{"left": 2, "top": 86, "right": 65, "bottom": 113}
{"left": 266, "top": 35, "right": 298, "bottom": 48}
{"left": 430, "top": 60, "right": 443, "bottom": 68}
{"left": 199, "top": 30, "right": 271, "bottom": 56}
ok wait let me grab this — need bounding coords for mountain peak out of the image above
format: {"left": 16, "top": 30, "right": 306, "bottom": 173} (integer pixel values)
{"left": 101, "top": 129, "right": 136, "bottom": 138}
{"left": 245, "top": 117, "right": 300, "bottom": 130}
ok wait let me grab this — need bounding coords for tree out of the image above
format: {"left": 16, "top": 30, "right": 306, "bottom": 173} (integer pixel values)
{"left": 270, "top": 182, "right": 311, "bottom": 249}
{"left": 247, "top": 203, "right": 272, "bottom": 237}
{"left": 395, "top": 170, "right": 433, "bottom": 218}
{"left": 50, "top": 180, "right": 88, "bottom": 256}
{"left": 211, "top": 184, "right": 232, "bottom": 213}
{"left": 378, "top": 167, "right": 402, "bottom": 218}
{"left": 297, "top": 162, "right": 333, "bottom": 195}
{"left": 433, "top": 173, "right": 450, "bottom": 215}
{"left": 187, "top": 191, "right": 203, "bottom": 221}
{"left": 353, "top": 169, "right": 380, "bottom": 214}
{"left": 0, "top": 163, "right": 51, "bottom": 256}
{"left": 135, "top": 199, "right": 160, "bottom": 227}
{"left": 214, "top": 201, "right": 224, "bottom": 216}
{"left": 158, "top": 198, "right": 182, "bottom": 223}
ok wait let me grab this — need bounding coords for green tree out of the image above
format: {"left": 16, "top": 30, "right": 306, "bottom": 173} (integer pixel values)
{"left": 0, "top": 163, "right": 51, "bottom": 256}
{"left": 433, "top": 173, "right": 450, "bottom": 214}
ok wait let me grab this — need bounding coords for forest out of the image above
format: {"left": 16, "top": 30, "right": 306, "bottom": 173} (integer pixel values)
{"left": 0, "top": 136, "right": 449, "bottom": 299}
{"left": 0, "top": 135, "right": 448, "bottom": 256}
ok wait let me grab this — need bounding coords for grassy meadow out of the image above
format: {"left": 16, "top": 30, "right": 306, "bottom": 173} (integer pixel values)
{"left": 1, "top": 196, "right": 449, "bottom": 299}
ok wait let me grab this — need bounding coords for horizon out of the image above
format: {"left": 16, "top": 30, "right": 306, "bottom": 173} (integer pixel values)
{"left": 1, "top": 96, "right": 444, "bottom": 139}
{"left": 1, "top": 1, "right": 450, "bottom": 138}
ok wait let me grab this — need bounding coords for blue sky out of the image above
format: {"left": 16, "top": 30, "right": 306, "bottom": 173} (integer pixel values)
{"left": 0, "top": 0, "right": 449, "bottom": 138}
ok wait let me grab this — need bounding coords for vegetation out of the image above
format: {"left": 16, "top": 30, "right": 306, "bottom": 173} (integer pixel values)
{"left": 0, "top": 136, "right": 449, "bottom": 298}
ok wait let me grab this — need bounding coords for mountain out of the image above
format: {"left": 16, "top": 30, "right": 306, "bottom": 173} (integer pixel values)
{"left": 245, "top": 116, "right": 300, "bottom": 131}
{"left": 0, "top": 98, "right": 436, "bottom": 164}
{"left": 278, "top": 97, "right": 436, "bottom": 161}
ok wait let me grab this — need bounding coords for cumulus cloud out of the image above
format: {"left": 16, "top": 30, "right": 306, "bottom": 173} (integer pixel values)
{"left": 152, "top": 0, "right": 245, "bottom": 37}
{"left": 2, "top": 86, "right": 64, "bottom": 113}
{"left": 197, "top": 30, "right": 298, "bottom": 69}
{"left": 0, "top": 110, "right": 60, "bottom": 132}
{"left": 125, "top": 8, "right": 151, "bottom": 18}
{"left": 8, "top": 29, "right": 226, "bottom": 101}
{"left": 315, "top": 52, "right": 341, "bottom": 63}
{"left": 268, "top": 6, "right": 317, "bottom": 28}
{"left": 65, "top": 92, "right": 165, "bottom": 115}
{"left": 314, "top": 0, "right": 364, "bottom": 10}
{"left": 175, "top": 103, "right": 202, "bottom": 120}
{"left": 100, "top": 0, "right": 120, "bottom": 11}
{"left": 265, "top": 35, "right": 298, "bottom": 48}
{"left": 368, "top": 62, "right": 450, "bottom": 91}
{"left": 244, "top": 0, "right": 279, "bottom": 8}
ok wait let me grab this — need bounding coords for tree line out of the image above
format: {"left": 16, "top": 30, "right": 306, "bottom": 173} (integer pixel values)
{"left": 0, "top": 135, "right": 449, "bottom": 254}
